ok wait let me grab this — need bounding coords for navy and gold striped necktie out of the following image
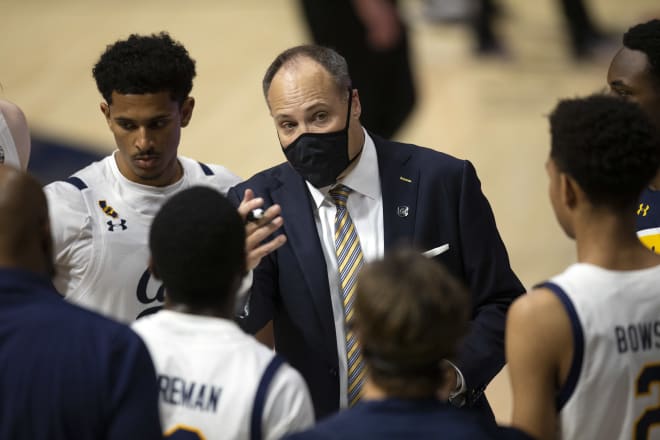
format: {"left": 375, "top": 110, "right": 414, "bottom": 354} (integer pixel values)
{"left": 329, "top": 184, "right": 366, "bottom": 406}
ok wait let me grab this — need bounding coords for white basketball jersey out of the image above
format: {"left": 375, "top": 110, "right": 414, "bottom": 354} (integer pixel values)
{"left": 132, "top": 311, "right": 314, "bottom": 440}
{"left": 0, "top": 111, "right": 21, "bottom": 168}
{"left": 44, "top": 154, "right": 240, "bottom": 323}
{"left": 543, "top": 263, "right": 660, "bottom": 440}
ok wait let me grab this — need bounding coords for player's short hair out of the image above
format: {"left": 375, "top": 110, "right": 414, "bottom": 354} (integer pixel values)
{"left": 149, "top": 186, "right": 245, "bottom": 312}
{"left": 354, "top": 248, "right": 470, "bottom": 399}
{"left": 623, "top": 19, "right": 660, "bottom": 88}
{"left": 262, "top": 45, "right": 351, "bottom": 100}
{"left": 549, "top": 94, "right": 660, "bottom": 210}
{"left": 92, "top": 32, "right": 196, "bottom": 105}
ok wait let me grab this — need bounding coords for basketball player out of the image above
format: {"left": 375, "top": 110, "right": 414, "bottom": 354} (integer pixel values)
{"left": 607, "top": 19, "right": 660, "bottom": 252}
{"left": 0, "top": 165, "right": 162, "bottom": 439}
{"left": 133, "top": 186, "right": 313, "bottom": 440}
{"left": 506, "top": 95, "right": 660, "bottom": 439}
{"left": 0, "top": 99, "right": 31, "bottom": 169}
{"left": 44, "top": 32, "right": 285, "bottom": 322}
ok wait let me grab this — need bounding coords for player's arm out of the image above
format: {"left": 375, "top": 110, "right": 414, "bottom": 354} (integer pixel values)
{"left": 43, "top": 182, "right": 91, "bottom": 295}
{"left": 506, "top": 288, "right": 573, "bottom": 440}
{"left": 262, "top": 364, "right": 315, "bottom": 440}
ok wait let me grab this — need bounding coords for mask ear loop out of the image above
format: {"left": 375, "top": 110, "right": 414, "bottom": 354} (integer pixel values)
{"left": 344, "top": 88, "right": 353, "bottom": 129}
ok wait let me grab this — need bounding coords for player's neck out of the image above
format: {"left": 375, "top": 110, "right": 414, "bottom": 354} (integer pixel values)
{"left": 649, "top": 171, "right": 660, "bottom": 190}
{"left": 164, "top": 301, "right": 232, "bottom": 319}
{"left": 574, "top": 212, "right": 660, "bottom": 270}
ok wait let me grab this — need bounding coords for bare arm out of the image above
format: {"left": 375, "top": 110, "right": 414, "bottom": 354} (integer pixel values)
{"left": 506, "top": 288, "right": 573, "bottom": 440}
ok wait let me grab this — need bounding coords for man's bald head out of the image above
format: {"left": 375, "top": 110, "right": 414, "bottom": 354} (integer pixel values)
{"left": 0, "top": 166, "right": 53, "bottom": 275}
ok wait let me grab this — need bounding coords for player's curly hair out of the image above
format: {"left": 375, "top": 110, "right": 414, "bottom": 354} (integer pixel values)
{"left": 92, "top": 32, "right": 196, "bottom": 105}
{"left": 150, "top": 186, "right": 246, "bottom": 313}
{"left": 550, "top": 94, "right": 660, "bottom": 209}
{"left": 623, "top": 19, "right": 660, "bottom": 87}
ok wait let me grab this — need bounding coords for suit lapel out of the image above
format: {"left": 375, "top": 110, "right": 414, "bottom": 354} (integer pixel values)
{"left": 272, "top": 165, "right": 337, "bottom": 357}
{"left": 374, "top": 136, "right": 419, "bottom": 250}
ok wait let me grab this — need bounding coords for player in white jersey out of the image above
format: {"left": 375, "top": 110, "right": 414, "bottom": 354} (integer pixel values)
{"left": 132, "top": 186, "right": 314, "bottom": 440}
{"left": 506, "top": 95, "right": 660, "bottom": 440}
{"left": 45, "top": 154, "right": 238, "bottom": 321}
{"left": 0, "top": 99, "right": 31, "bottom": 169}
{"left": 44, "top": 33, "right": 285, "bottom": 322}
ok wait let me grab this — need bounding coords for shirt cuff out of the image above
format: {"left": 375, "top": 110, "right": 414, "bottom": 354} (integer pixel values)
{"left": 445, "top": 359, "right": 467, "bottom": 407}
{"left": 235, "top": 270, "right": 253, "bottom": 318}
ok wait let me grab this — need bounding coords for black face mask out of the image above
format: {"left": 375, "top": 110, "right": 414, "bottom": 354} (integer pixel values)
{"left": 281, "top": 91, "right": 356, "bottom": 188}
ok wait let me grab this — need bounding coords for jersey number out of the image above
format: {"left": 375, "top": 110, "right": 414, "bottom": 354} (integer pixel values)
{"left": 635, "top": 363, "right": 660, "bottom": 439}
{"left": 165, "top": 425, "right": 206, "bottom": 440}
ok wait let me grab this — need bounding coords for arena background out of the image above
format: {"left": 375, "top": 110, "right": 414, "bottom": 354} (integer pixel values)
{"left": 3, "top": 0, "right": 657, "bottom": 422}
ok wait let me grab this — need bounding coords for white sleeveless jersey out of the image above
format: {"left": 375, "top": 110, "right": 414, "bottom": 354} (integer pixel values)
{"left": 132, "top": 311, "right": 314, "bottom": 440}
{"left": 542, "top": 263, "right": 660, "bottom": 440}
{"left": 0, "top": 111, "right": 22, "bottom": 168}
{"left": 44, "top": 153, "right": 241, "bottom": 323}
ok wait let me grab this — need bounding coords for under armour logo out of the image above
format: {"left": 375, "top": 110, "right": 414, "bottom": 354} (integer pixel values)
{"left": 107, "top": 219, "right": 127, "bottom": 231}
{"left": 637, "top": 204, "right": 650, "bottom": 217}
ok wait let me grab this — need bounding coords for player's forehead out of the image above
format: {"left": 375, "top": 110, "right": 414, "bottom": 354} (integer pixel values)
{"left": 108, "top": 91, "right": 179, "bottom": 119}
{"left": 608, "top": 47, "right": 652, "bottom": 85}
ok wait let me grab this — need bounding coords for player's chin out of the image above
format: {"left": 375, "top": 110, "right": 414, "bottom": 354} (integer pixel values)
{"left": 130, "top": 164, "right": 165, "bottom": 182}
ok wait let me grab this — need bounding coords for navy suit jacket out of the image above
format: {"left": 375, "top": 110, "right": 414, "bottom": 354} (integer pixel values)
{"left": 228, "top": 135, "right": 524, "bottom": 419}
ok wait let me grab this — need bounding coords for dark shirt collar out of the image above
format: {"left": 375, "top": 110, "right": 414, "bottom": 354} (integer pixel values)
{"left": 0, "top": 268, "right": 57, "bottom": 294}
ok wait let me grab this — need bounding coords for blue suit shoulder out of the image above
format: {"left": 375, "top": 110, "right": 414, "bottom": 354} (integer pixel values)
{"left": 371, "top": 134, "right": 469, "bottom": 175}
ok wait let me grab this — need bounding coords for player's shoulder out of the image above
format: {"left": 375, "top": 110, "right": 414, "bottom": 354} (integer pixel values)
{"left": 130, "top": 310, "right": 163, "bottom": 341}
{"left": 509, "top": 286, "right": 566, "bottom": 324}
{"left": 507, "top": 283, "right": 573, "bottom": 356}
{"left": 45, "top": 156, "right": 112, "bottom": 195}
{"left": 179, "top": 156, "right": 241, "bottom": 191}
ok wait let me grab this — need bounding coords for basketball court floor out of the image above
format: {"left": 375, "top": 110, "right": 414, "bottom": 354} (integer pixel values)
{"left": 2, "top": 0, "right": 657, "bottom": 422}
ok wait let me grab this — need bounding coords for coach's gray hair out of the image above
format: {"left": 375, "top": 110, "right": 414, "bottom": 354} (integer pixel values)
{"left": 262, "top": 45, "right": 352, "bottom": 100}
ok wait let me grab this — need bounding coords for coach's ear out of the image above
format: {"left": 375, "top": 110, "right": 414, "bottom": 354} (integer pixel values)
{"left": 148, "top": 257, "right": 162, "bottom": 280}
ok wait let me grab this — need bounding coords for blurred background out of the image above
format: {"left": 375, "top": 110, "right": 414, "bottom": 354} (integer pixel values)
{"left": 2, "top": 0, "right": 658, "bottom": 422}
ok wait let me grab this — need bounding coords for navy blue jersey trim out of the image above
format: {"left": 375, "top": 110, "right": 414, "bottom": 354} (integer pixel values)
{"left": 537, "top": 281, "right": 584, "bottom": 412}
{"left": 198, "top": 162, "right": 214, "bottom": 176}
{"left": 63, "top": 176, "right": 87, "bottom": 190}
{"left": 250, "top": 354, "right": 285, "bottom": 440}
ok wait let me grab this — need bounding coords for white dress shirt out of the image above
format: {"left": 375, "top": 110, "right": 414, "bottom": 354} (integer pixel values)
{"left": 306, "top": 128, "right": 383, "bottom": 408}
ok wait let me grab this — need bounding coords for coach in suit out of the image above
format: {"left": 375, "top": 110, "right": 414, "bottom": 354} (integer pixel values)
{"left": 228, "top": 45, "right": 524, "bottom": 420}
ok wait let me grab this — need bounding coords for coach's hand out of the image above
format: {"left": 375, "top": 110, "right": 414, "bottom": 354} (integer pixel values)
{"left": 238, "top": 188, "right": 287, "bottom": 271}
